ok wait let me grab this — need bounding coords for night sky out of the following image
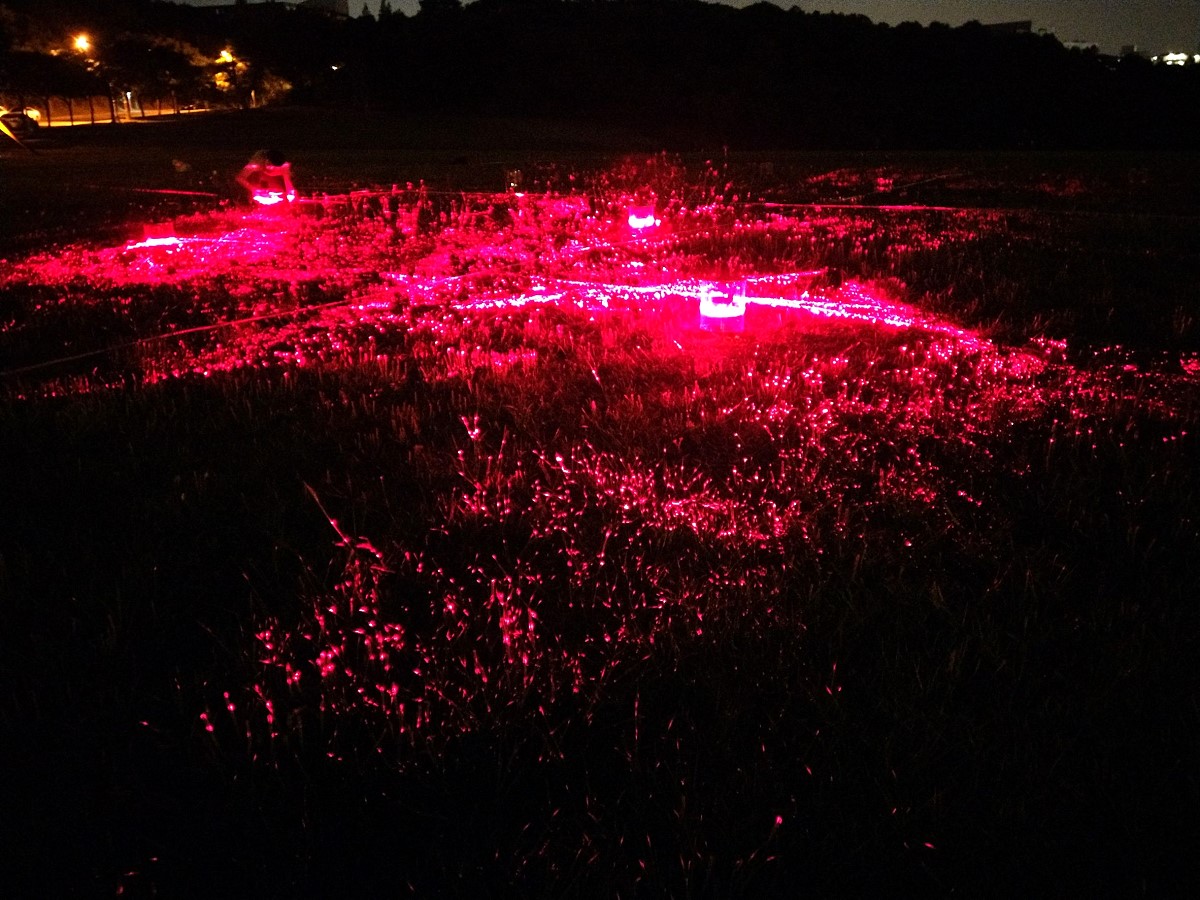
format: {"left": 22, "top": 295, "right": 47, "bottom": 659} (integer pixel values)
{"left": 176, "top": 1, "right": 1199, "bottom": 56}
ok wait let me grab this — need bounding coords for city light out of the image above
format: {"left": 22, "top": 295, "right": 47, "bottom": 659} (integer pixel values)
{"left": 73, "top": 34, "right": 91, "bottom": 53}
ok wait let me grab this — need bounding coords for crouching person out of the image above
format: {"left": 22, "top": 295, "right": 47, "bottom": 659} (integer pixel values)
{"left": 237, "top": 149, "right": 296, "bottom": 207}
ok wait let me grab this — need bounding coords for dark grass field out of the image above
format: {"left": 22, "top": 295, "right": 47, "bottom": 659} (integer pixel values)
{"left": 2, "top": 109, "right": 1199, "bottom": 897}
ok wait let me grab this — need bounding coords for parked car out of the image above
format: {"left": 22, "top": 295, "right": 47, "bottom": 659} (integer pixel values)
{"left": 1, "top": 110, "right": 40, "bottom": 138}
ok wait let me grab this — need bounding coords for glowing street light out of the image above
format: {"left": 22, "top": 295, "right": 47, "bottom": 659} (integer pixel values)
{"left": 213, "top": 48, "right": 253, "bottom": 105}
{"left": 67, "top": 33, "right": 110, "bottom": 123}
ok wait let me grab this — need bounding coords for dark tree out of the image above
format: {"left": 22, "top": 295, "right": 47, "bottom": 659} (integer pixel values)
{"left": 0, "top": 47, "right": 100, "bottom": 108}
{"left": 418, "top": 0, "right": 462, "bottom": 17}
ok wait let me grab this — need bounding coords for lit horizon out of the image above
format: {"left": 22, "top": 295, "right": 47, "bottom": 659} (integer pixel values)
{"left": 175, "top": 1, "right": 1200, "bottom": 56}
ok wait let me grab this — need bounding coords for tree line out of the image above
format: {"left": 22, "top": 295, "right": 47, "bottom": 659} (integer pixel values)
{"left": 3, "top": 0, "right": 1198, "bottom": 148}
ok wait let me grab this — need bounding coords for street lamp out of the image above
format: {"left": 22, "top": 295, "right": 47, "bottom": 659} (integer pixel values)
{"left": 68, "top": 32, "right": 109, "bottom": 124}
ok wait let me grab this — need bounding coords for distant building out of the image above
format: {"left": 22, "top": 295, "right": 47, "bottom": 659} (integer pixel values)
{"left": 1061, "top": 39, "right": 1099, "bottom": 53}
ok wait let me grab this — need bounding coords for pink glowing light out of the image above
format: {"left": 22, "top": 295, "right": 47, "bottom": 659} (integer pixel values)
{"left": 699, "top": 286, "right": 746, "bottom": 332}
{"left": 22, "top": 180, "right": 1181, "bottom": 784}
{"left": 126, "top": 236, "right": 182, "bottom": 250}
{"left": 3, "top": 187, "right": 1054, "bottom": 411}
{"left": 627, "top": 205, "right": 659, "bottom": 230}
{"left": 746, "top": 282, "right": 996, "bottom": 354}
{"left": 253, "top": 190, "right": 296, "bottom": 207}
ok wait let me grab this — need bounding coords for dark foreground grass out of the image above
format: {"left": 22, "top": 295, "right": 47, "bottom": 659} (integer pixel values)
{"left": 3, "top": 372, "right": 1196, "bottom": 896}
{"left": 2, "top": 129, "right": 1199, "bottom": 897}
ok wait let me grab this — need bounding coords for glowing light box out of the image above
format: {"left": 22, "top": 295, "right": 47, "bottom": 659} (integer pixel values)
{"left": 699, "top": 286, "right": 746, "bottom": 332}
{"left": 627, "top": 204, "right": 659, "bottom": 230}
{"left": 253, "top": 190, "right": 296, "bottom": 207}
